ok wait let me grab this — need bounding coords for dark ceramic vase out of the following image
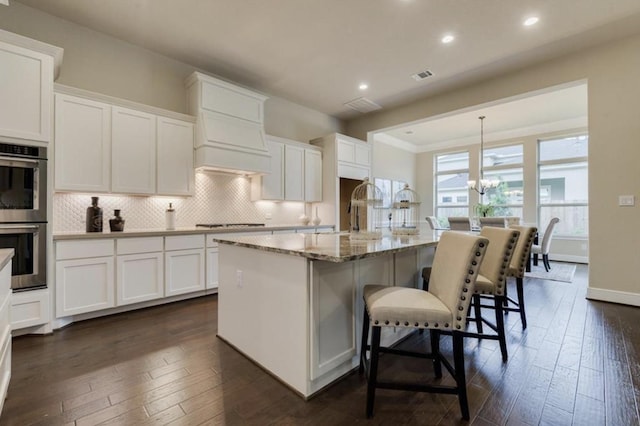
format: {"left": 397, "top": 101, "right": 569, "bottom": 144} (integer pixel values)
{"left": 109, "top": 209, "right": 125, "bottom": 232}
{"left": 86, "top": 196, "right": 103, "bottom": 233}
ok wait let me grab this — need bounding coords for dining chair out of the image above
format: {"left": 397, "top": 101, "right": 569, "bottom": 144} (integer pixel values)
{"left": 359, "top": 231, "right": 489, "bottom": 420}
{"left": 425, "top": 216, "right": 439, "bottom": 230}
{"left": 447, "top": 216, "right": 471, "bottom": 231}
{"left": 503, "top": 225, "right": 537, "bottom": 329}
{"left": 531, "top": 217, "right": 560, "bottom": 272}
{"left": 478, "top": 217, "right": 507, "bottom": 228}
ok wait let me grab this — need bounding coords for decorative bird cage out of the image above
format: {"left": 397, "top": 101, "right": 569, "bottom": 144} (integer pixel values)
{"left": 392, "top": 184, "right": 421, "bottom": 235}
{"left": 349, "top": 177, "right": 383, "bottom": 240}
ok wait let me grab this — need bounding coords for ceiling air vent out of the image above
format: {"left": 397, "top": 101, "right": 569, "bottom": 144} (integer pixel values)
{"left": 343, "top": 97, "right": 382, "bottom": 114}
{"left": 412, "top": 69, "right": 433, "bottom": 81}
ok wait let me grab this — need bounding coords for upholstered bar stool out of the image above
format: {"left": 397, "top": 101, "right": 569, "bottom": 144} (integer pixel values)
{"left": 503, "top": 225, "right": 537, "bottom": 329}
{"left": 359, "top": 231, "right": 489, "bottom": 420}
{"left": 467, "top": 227, "right": 520, "bottom": 362}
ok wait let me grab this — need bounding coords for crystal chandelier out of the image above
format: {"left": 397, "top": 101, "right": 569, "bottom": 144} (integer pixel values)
{"left": 467, "top": 115, "right": 499, "bottom": 195}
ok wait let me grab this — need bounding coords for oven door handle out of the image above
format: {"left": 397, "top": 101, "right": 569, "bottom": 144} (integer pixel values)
{"left": 0, "top": 156, "right": 40, "bottom": 167}
{"left": 0, "top": 224, "right": 40, "bottom": 233}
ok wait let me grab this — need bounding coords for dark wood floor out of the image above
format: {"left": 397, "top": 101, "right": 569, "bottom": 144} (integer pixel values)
{"left": 1, "top": 264, "right": 638, "bottom": 425}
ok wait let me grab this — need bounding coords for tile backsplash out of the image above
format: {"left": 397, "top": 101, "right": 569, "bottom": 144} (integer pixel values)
{"left": 53, "top": 171, "right": 316, "bottom": 232}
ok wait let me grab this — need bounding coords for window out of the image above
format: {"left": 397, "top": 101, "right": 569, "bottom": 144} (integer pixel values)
{"left": 538, "top": 135, "right": 588, "bottom": 236}
{"left": 481, "top": 144, "right": 524, "bottom": 219}
{"left": 435, "top": 152, "right": 469, "bottom": 220}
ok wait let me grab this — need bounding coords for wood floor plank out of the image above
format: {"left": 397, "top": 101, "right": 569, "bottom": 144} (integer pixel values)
{"left": 545, "top": 365, "right": 578, "bottom": 413}
{"left": 573, "top": 394, "right": 605, "bottom": 426}
{"left": 505, "top": 365, "right": 553, "bottom": 425}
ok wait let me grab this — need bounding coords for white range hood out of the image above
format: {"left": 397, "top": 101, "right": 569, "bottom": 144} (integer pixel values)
{"left": 186, "top": 72, "right": 271, "bottom": 175}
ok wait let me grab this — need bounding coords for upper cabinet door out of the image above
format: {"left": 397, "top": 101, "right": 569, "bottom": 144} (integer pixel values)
{"left": 157, "top": 116, "right": 194, "bottom": 196}
{"left": 354, "top": 144, "right": 371, "bottom": 167}
{"left": 54, "top": 94, "right": 111, "bottom": 192}
{"left": 305, "top": 149, "right": 322, "bottom": 202}
{"left": 261, "top": 140, "right": 285, "bottom": 200}
{"left": 0, "top": 41, "right": 53, "bottom": 143}
{"left": 285, "top": 145, "right": 305, "bottom": 201}
{"left": 111, "top": 106, "right": 157, "bottom": 194}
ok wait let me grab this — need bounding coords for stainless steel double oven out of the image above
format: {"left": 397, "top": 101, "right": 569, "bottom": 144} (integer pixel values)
{"left": 0, "top": 142, "right": 48, "bottom": 291}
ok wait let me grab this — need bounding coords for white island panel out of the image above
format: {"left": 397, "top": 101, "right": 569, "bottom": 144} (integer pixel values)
{"left": 218, "top": 245, "right": 309, "bottom": 395}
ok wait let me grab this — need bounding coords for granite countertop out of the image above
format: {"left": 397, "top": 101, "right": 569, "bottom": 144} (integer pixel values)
{"left": 0, "top": 249, "right": 14, "bottom": 271}
{"left": 53, "top": 224, "right": 334, "bottom": 240}
{"left": 214, "top": 229, "right": 441, "bottom": 262}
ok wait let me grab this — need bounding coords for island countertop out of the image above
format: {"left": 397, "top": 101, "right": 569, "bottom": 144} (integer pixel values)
{"left": 214, "top": 230, "right": 441, "bottom": 262}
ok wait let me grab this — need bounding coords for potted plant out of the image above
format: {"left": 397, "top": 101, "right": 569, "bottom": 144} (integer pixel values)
{"left": 474, "top": 203, "right": 495, "bottom": 217}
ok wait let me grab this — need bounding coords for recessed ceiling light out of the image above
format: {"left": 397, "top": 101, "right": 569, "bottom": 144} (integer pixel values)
{"left": 523, "top": 16, "right": 539, "bottom": 26}
{"left": 441, "top": 34, "right": 455, "bottom": 44}
{"left": 359, "top": 83, "right": 368, "bottom": 90}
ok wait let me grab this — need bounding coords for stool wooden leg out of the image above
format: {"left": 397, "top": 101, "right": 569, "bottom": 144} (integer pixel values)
{"left": 430, "top": 329, "right": 442, "bottom": 378}
{"left": 366, "top": 326, "right": 381, "bottom": 418}
{"left": 452, "top": 332, "right": 470, "bottom": 421}
{"left": 516, "top": 277, "right": 527, "bottom": 329}
{"left": 359, "top": 309, "right": 370, "bottom": 374}
{"left": 543, "top": 254, "right": 550, "bottom": 271}
{"left": 503, "top": 284, "right": 509, "bottom": 307}
{"left": 473, "top": 294, "right": 483, "bottom": 333}
{"left": 494, "top": 296, "right": 508, "bottom": 362}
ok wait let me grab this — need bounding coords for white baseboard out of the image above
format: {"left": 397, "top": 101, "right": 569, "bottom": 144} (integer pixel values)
{"left": 586, "top": 287, "right": 640, "bottom": 307}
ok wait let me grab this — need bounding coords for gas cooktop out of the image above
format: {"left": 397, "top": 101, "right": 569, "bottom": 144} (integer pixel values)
{"left": 195, "top": 223, "right": 265, "bottom": 228}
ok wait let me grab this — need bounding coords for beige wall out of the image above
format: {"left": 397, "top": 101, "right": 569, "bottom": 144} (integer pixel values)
{"left": 371, "top": 141, "right": 416, "bottom": 187}
{"left": 346, "top": 33, "right": 640, "bottom": 304}
{"left": 0, "top": 2, "right": 342, "bottom": 142}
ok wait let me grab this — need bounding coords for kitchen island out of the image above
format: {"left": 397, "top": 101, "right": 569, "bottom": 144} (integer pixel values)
{"left": 215, "top": 230, "right": 439, "bottom": 398}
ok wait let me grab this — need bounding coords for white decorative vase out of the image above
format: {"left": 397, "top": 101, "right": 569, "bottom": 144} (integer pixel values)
{"left": 312, "top": 207, "right": 321, "bottom": 226}
{"left": 299, "top": 213, "right": 310, "bottom": 225}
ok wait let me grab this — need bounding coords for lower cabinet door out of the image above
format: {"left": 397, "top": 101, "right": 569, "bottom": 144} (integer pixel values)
{"left": 116, "top": 252, "right": 164, "bottom": 306}
{"left": 165, "top": 249, "right": 205, "bottom": 296}
{"left": 206, "top": 248, "right": 219, "bottom": 290}
{"left": 56, "top": 256, "right": 115, "bottom": 317}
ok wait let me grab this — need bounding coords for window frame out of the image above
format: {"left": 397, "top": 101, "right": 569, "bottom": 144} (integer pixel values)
{"left": 537, "top": 134, "right": 589, "bottom": 238}
{"left": 434, "top": 150, "right": 470, "bottom": 219}
{"left": 481, "top": 143, "right": 524, "bottom": 218}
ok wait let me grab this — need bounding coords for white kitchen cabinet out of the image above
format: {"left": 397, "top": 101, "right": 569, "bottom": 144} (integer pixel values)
{"left": 252, "top": 139, "right": 284, "bottom": 201}
{"left": 55, "top": 239, "right": 115, "bottom": 317}
{"left": 0, "top": 30, "right": 61, "bottom": 144}
{"left": 285, "top": 145, "right": 305, "bottom": 201}
{"left": 111, "top": 106, "right": 157, "bottom": 194}
{"left": 305, "top": 149, "right": 322, "bottom": 202}
{"left": 336, "top": 136, "right": 370, "bottom": 180}
{"left": 310, "top": 133, "right": 371, "bottom": 228}
{"left": 157, "top": 116, "right": 194, "bottom": 196}
{"left": 165, "top": 235, "right": 205, "bottom": 297}
{"left": 0, "top": 255, "right": 12, "bottom": 413}
{"left": 252, "top": 136, "right": 322, "bottom": 202}
{"left": 54, "top": 86, "right": 195, "bottom": 196}
{"left": 116, "top": 237, "right": 164, "bottom": 306}
{"left": 54, "top": 94, "right": 111, "bottom": 192}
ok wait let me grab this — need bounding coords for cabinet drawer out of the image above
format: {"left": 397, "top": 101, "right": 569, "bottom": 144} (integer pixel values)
{"left": 165, "top": 234, "right": 204, "bottom": 251}
{"left": 117, "top": 237, "right": 163, "bottom": 255}
{"left": 56, "top": 239, "right": 114, "bottom": 260}
{"left": 11, "top": 289, "right": 49, "bottom": 330}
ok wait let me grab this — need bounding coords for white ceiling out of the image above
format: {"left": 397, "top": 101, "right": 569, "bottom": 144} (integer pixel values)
{"left": 378, "top": 83, "right": 588, "bottom": 152}
{"left": 13, "top": 0, "right": 640, "bottom": 123}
